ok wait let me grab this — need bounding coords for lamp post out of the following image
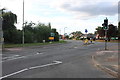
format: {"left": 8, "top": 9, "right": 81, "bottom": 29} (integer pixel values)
{"left": 64, "top": 27, "right": 67, "bottom": 40}
{"left": 22, "top": 0, "right": 25, "bottom": 46}
{"left": 0, "top": 8, "right": 5, "bottom": 50}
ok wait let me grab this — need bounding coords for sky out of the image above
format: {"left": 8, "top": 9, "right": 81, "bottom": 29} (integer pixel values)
{"left": 0, "top": 0, "right": 119, "bottom": 35}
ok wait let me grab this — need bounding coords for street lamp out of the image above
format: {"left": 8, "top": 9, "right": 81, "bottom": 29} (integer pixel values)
{"left": 64, "top": 27, "right": 67, "bottom": 40}
{"left": 0, "top": 8, "right": 5, "bottom": 49}
{"left": 22, "top": 0, "right": 25, "bottom": 46}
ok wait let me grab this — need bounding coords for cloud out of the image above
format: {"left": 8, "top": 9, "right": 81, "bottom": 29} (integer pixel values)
{"left": 51, "top": 0, "right": 118, "bottom": 19}
{"left": 1, "top": 0, "right": 118, "bottom": 34}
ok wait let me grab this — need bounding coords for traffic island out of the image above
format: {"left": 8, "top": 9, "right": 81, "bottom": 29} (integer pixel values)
{"left": 92, "top": 50, "right": 118, "bottom": 78}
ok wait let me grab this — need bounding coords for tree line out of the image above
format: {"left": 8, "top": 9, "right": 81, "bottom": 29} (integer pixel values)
{"left": 2, "top": 10, "right": 59, "bottom": 44}
{"left": 95, "top": 24, "right": 119, "bottom": 40}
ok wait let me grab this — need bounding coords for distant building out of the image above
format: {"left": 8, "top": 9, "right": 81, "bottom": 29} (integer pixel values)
{"left": 80, "top": 34, "right": 96, "bottom": 39}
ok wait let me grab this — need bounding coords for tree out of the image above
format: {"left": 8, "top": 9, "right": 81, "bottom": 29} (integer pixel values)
{"left": 1, "top": 10, "right": 19, "bottom": 43}
{"left": 34, "top": 23, "right": 51, "bottom": 43}
{"left": 23, "top": 21, "right": 35, "bottom": 43}
{"left": 95, "top": 24, "right": 118, "bottom": 40}
{"left": 48, "top": 22, "right": 51, "bottom": 29}
{"left": 70, "top": 31, "right": 83, "bottom": 39}
{"left": 2, "top": 11, "right": 17, "bottom": 30}
{"left": 107, "top": 24, "right": 118, "bottom": 38}
{"left": 1, "top": 9, "right": 59, "bottom": 44}
{"left": 118, "top": 22, "right": 120, "bottom": 39}
{"left": 95, "top": 26, "right": 105, "bottom": 38}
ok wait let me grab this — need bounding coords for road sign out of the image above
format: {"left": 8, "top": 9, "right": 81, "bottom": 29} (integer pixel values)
{"left": 49, "top": 37, "right": 54, "bottom": 40}
{"left": 85, "top": 29, "right": 88, "bottom": 33}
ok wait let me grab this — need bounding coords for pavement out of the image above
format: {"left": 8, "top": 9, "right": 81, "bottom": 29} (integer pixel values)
{"left": 92, "top": 45, "right": 119, "bottom": 78}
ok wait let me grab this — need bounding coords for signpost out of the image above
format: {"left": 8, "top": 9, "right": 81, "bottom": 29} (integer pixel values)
{"left": 85, "top": 29, "right": 88, "bottom": 33}
{"left": 49, "top": 32, "right": 55, "bottom": 43}
{"left": 85, "top": 29, "right": 88, "bottom": 39}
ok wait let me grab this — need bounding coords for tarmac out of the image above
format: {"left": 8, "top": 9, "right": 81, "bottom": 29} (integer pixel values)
{"left": 92, "top": 45, "right": 119, "bottom": 78}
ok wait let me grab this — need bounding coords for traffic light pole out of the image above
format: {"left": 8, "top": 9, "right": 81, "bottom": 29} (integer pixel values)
{"left": 105, "top": 30, "right": 107, "bottom": 50}
{"left": 102, "top": 17, "right": 108, "bottom": 50}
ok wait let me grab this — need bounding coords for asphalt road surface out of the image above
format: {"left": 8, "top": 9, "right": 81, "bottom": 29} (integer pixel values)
{"left": 1, "top": 40, "right": 118, "bottom": 78}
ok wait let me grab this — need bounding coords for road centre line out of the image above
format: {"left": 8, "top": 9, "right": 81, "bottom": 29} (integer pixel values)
{"left": 0, "top": 60, "right": 62, "bottom": 79}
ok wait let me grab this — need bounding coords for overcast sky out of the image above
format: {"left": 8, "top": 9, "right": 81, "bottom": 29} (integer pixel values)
{"left": 0, "top": 0, "right": 119, "bottom": 34}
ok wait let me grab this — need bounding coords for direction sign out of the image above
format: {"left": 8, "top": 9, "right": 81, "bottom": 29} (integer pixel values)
{"left": 51, "top": 33, "right": 55, "bottom": 37}
{"left": 49, "top": 37, "right": 54, "bottom": 40}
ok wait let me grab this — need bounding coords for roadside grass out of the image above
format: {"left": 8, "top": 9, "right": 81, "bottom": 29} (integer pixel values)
{"left": 95, "top": 40, "right": 119, "bottom": 43}
{"left": 4, "top": 40, "right": 67, "bottom": 48}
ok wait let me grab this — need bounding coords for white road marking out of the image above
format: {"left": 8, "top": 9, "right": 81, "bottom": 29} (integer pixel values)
{"left": 74, "top": 47, "right": 77, "bottom": 49}
{"left": 0, "top": 68, "right": 28, "bottom": 79}
{"left": 29, "top": 61, "right": 62, "bottom": 69}
{"left": 36, "top": 52, "right": 43, "bottom": 55}
{"left": 1, "top": 52, "right": 44, "bottom": 63}
{"left": 2, "top": 55, "right": 20, "bottom": 59}
{"left": 0, "top": 61, "right": 62, "bottom": 79}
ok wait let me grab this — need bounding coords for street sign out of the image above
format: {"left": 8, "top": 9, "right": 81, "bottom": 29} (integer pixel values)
{"left": 85, "top": 29, "right": 88, "bottom": 33}
{"left": 49, "top": 37, "right": 54, "bottom": 40}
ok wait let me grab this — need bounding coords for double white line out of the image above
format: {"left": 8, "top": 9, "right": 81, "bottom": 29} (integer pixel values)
{"left": 0, "top": 61, "right": 62, "bottom": 79}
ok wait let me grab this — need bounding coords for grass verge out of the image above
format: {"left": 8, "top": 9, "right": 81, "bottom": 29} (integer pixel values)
{"left": 95, "top": 40, "right": 119, "bottom": 43}
{"left": 4, "top": 40, "right": 67, "bottom": 48}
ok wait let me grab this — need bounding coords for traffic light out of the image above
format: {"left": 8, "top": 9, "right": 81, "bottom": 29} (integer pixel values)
{"left": 103, "top": 18, "right": 108, "bottom": 30}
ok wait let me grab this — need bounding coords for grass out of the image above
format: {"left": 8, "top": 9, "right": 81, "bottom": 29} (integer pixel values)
{"left": 95, "top": 40, "right": 119, "bottom": 43}
{"left": 4, "top": 40, "right": 67, "bottom": 48}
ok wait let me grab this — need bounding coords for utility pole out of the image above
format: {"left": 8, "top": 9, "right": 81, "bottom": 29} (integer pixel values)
{"left": 22, "top": 0, "right": 25, "bottom": 46}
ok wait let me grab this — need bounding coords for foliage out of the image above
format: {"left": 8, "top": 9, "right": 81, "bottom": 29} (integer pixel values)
{"left": 2, "top": 9, "right": 59, "bottom": 44}
{"left": 1, "top": 9, "right": 20, "bottom": 44}
{"left": 69, "top": 31, "right": 83, "bottom": 39}
{"left": 118, "top": 22, "right": 120, "bottom": 39}
{"left": 34, "top": 23, "right": 51, "bottom": 43}
{"left": 95, "top": 26, "right": 105, "bottom": 37}
{"left": 2, "top": 11, "right": 17, "bottom": 30}
{"left": 95, "top": 25, "right": 118, "bottom": 39}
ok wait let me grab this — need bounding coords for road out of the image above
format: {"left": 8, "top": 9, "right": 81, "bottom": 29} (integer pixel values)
{"left": 1, "top": 40, "right": 117, "bottom": 78}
